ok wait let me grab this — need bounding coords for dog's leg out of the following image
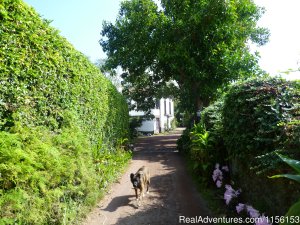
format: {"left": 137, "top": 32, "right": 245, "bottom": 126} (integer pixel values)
{"left": 134, "top": 188, "right": 138, "bottom": 200}
{"left": 136, "top": 188, "right": 142, "bottom": 206}
{"left": 146, "top": 180, "right": 150, "bottom": 194}
{"left": 140, "top": 186, "right": 145, "bottom": 198}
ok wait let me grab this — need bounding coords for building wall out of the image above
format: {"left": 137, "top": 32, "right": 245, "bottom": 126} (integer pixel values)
{"left": 129, "top": 98, "right": 175, "bottom": 134}
{"left": 159, "top": 98, "right": 175, "bottom": 132}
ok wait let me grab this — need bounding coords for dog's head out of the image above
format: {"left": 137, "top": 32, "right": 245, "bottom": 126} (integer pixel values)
{"left": 130, "top": 173, "right": 140, "bottom": 188}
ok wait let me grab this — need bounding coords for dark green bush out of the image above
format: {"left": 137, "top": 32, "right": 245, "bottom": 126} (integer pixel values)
{"left": 222, "top": 77, "right": 300, "bottom": 215}
{"left": 0, "top": 0, "right": 130, "bottom": 223}
{"left": 201, "top": 99, "right": 227, "bottom": 165}
{"left": 178, "top": 77, "right": 300, "bottom": 216}
{"left": 128, "top": 116, "right": 143, "bottom": 139}
{"left": 177, "top": 100, "right": 226, "bottom": 183}
{"left": 223, "top": 77, "right": 300, "bottom": 171}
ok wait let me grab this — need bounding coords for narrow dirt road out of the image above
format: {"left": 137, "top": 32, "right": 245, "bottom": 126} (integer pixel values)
{"left": 82, "top": 128, "right": 212, "bottom": 225}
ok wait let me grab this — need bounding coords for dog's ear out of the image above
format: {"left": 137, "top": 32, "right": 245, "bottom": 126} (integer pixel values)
{"left": 130, "top": 173, "right": 134, "bottom": 181}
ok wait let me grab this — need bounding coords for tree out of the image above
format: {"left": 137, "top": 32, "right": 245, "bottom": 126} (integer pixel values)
{"left": 95, "top": 58, "right": 123, "bottom": 91}
{"left": 100, "top": 0, "right": 269, "bottom": 114}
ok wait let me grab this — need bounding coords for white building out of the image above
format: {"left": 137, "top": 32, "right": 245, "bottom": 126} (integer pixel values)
{"left": 129, "top": 98, "right": 175, "bottom": 134}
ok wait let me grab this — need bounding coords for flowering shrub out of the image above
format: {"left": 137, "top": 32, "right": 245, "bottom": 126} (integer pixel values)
{"left": 212, "top": 164, "right": 223, "bottom": 188}
{"left": 224, "top": 185, "right": 241, "bottom": 205}
{"left": 222, "top": 77, "right": 300, "bottom": 215}
{"left": 212, "top": 164, "right": 272, "bottom": 225}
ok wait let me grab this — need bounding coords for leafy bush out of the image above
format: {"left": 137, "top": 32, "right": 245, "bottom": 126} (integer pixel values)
{"left": 128, "top": 116, "right": 143, "bottom": 139}
{"left": 223, "top": 77, "right": 300, "bottom": 171}
{"left": 178, "top": 77, "right": 300, "bottom": 216}
{"left": 176, "top": 128, "right": 191, "bottom": 155}
{"left": 0, "top": 123, "right": 131, "bottom": 224}
{"left": 0, "top": 0, "right": 129, "bottom": 148}
{"left": 189, "top": 123, "right": 210, "bottom": 176}
{"left": 0, "top": 0, "right": 131, "bottom": 223}
{"left": 271, "top": 154, "right": 300, "bottom": 225}
{"left": 201, "top": 99, "right": 227, "bottom": 166}
{"left": 177, "top": 100, "right": 227, "bottom": 183}
{"left": 222, "top": 77, "right": 300, "bottom": 216}
{"left": 177, "top": 120, "right": 224, "bottom": 183}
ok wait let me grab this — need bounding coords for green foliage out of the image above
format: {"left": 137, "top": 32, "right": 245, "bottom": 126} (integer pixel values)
{"left": 270, "top": 154, "right": 300, "bottom": 224}
{"left": 129, "top": 116, "right": 143, "bottom": 139}
{"left": 179, "top": 77, "right": 300, "bottom": 216}
{"left": 0, "top": 0, "right": 129, "bottom": 148}
{"left": 0, "top": 124, "right": 131, "bottom": 224}
{"left": 189, "top": 123, "right": 210, "bottom": 174}
{"left": 221, "top": 77, "right": 300, "bottom": 216}
{"left": 270, "top": 154, "right": 300, "bottom": 183}
{"left": 176, "top": 128, "right": 191, "bottom": 155}
{"left": 101, "top": 0, "right": 269, "bottom": 113}
{"left": 201, "top": 99, "right": 227, "bottom": 165}
{"left": 0, "top": 0, "right": 131, "bottom": 223}
{"left": 223, "top": 77, "right": 300, "bottom": 172}
{"left": 177, "top": 100, "right": 227, "bottom": 181}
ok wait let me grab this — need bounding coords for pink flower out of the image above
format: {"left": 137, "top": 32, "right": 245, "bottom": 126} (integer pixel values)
{"left": 246, "top": 205, "right": 260, "bottom": 218}
{"left": 224, "top": 193, "right": 231, "bottom": 205}
{"left": 255, "top": 215, "right": 272, "bottom": 225}
{"left": 212, "top": 164, "right": 223, "bottom": 182}
{"left": 224, "top": 185, "right": 240, "bottom": 205}
{"left": 236, "top": 203, "right": 245, "bottom": 214}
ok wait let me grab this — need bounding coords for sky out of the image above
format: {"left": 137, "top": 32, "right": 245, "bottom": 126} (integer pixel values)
{"left": 24, "top": 0, "right": 122, "bottom": 62}
{"left": 23, "top": 0, "right": 300, "bottom": 80}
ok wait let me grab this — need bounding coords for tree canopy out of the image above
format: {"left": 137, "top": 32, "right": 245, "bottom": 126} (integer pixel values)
{"left": 100, "top": 0, "right": 269, "bottom": 113}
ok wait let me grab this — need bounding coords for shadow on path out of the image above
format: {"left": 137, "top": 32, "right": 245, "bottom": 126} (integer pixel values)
{"left": 82, "top": 128, "right": 212, "bottom": 225}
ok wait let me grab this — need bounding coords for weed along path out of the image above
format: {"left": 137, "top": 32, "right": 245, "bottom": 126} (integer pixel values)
{"left": 82, "top": 128, "right": 212, "bottom": 225}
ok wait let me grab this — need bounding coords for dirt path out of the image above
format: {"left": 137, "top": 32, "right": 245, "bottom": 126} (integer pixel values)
{"left": 82, "top": 128, "right": 212, "bottom": 225}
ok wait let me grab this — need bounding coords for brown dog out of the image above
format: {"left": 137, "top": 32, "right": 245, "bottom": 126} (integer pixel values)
{"left": 130, "top": 166, "right": 150, "bottom": 204}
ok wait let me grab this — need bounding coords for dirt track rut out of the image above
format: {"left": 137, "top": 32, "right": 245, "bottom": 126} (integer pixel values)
{"left": 82, "top": 128, "right": 212, "bottom": 225}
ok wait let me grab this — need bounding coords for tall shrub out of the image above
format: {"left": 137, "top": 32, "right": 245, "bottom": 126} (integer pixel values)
{"left": 0, "top": 0, "right": 129, "bottom": 148}
{"left": 0, "top": 0, "right": 130, "bottom": 223}
{"left": 223, "top": 77, "right": 300, "bottom": 170}
{"left": 222, "top": 77, "right": 300, "bottom": 215}
{"left": 201, "top": 99, "right": 227, "bottom": 165}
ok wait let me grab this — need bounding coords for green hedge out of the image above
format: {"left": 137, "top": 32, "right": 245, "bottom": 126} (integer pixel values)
{"left": 0, "top": 0, "right": 130, "bottom": 223}
{"left": 178, "top": 77, "right": 300, "bottom": 216}
{"left": 223, "top": 77, "right": 300, "bottom": 170}
{"left": 0, "top": 0, "right": 129, "bottom": 146}
{"left": 222, "top": 77, "right": 300, "bottom": 215}
{"left": 201, "top": 99, "right": 227, "bottom": 165}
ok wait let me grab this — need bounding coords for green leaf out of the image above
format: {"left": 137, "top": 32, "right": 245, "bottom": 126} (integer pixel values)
{"left": 270, "top": 174, "right": 300, "bottom": 183}
{"left": 277, "top": 153, "right": 300, "bottom": 174}
{"left": 280, "top": 200, "right": 300, "bottom": 225}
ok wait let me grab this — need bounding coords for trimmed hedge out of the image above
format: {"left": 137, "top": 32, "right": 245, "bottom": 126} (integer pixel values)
{"left": 0, "top": 0, "right": 130, "bottom": 223}
{"left": 0, "top": 0, "right": 129, "bottom": 146}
